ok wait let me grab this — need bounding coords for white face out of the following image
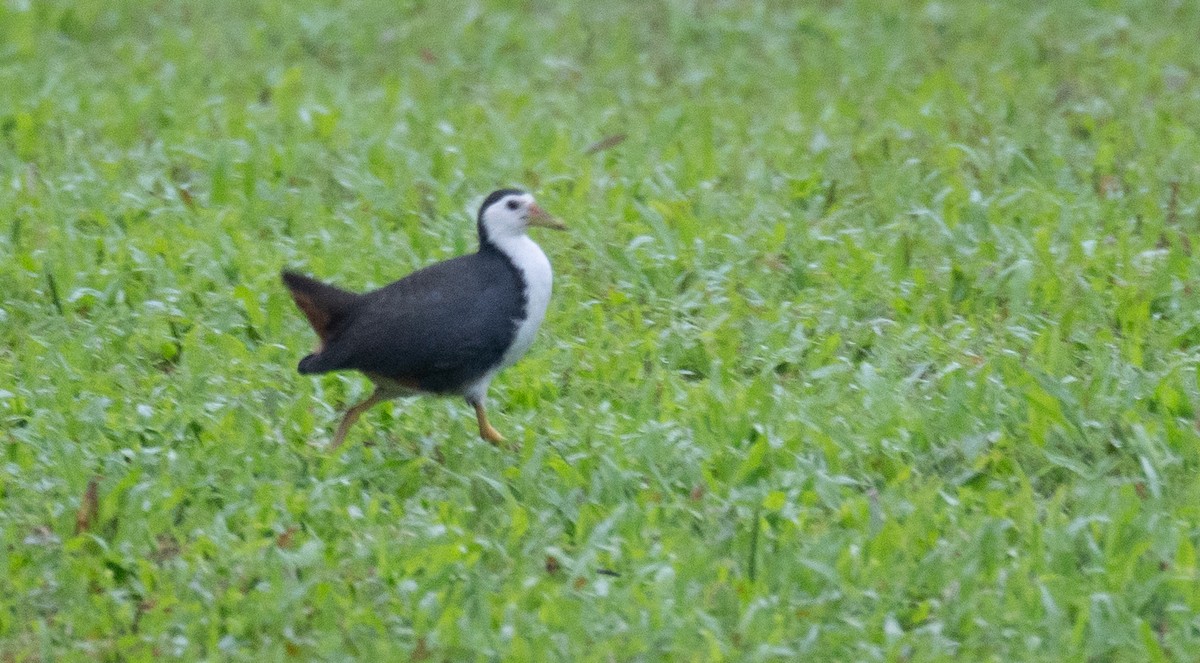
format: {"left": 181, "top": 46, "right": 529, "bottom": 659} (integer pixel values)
{"left": 480, "top": 192, "right": 538, "bottom": 240}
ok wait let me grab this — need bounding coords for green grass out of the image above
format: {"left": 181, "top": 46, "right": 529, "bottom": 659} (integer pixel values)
{"left": 4, "top": 0, "right": 1200, "bottom": 659}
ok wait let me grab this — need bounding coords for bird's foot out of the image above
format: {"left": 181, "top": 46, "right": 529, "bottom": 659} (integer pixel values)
{"left": 480, "top": 419, "right": 521, "bottom": 452}
{"left": 480, "top": 422, "right": 515, "bottom": 449}
{"left": 473, "top": 401, "right": 517, "bottom": 451}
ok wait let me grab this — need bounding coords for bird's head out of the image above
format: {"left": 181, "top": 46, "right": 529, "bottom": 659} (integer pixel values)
{"left": 477, "top": 189, "right": 565, "bottom": 244}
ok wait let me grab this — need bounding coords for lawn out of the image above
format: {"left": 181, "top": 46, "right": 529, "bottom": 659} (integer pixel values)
{"left": 3, "top": 0, "right": 1200, "bottom": 660}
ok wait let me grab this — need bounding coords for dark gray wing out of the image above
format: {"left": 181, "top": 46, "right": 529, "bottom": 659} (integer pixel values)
{"left": 316, "top": 251, "right": 525, "bottom": 393}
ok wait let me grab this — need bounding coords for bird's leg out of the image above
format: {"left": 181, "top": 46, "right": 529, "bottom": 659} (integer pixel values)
{"left": 471, "top": 399, "right": 507, "bottom": 446}
{"left": 330, "top": 389, "right": 385, "bottom": 449}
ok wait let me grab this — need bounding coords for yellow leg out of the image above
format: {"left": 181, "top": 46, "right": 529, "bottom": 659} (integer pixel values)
{"left": 330, "top": 389, "right": 385, "bottom": 449}
{"left": 472, "top": 400, "right": 507, "bottom": 446}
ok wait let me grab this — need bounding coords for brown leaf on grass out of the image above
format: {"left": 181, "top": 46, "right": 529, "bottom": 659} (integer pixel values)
{"left": 178, "top": 186, "right": 196, "bottom": 209}
{"left": 24, "top": 524, "right": 60, "bottom": 547}
{"left": 760, "top": 254, "right": 788, "bottom": 272}
{"left": 276, "top": 526, "right": 299, "bottom": 549}
{"left": 545, "top": 555, "right": 561, "bottom": 574}
{"left": 153, "top": 534, "right": 181, "bottom": 562}
{"left": 689, "top": 482, "right": 707, "bottom": 502}
{"left": 585, "top": 133, "right": 628, "bottom": 154}
{"left": 1097, "top": 174, "right": 1121, "bottom": 198}
{"left": 411, "top": 637, "right": 430, "bottom": 661}
{"left": 75, "top": 477, "right": 100, "bottom": 535}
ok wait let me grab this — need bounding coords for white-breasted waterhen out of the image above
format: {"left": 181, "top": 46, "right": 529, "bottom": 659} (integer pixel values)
{"left": 282, "top": 189, "right": 564, "bottom": 449}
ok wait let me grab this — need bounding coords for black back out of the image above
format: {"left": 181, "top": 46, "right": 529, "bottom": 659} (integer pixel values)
{"left": 302, "top": 247, "right": 526, "bottom": 393}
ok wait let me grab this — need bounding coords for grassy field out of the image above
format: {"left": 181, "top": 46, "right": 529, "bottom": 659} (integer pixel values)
{"left": 3, "top": 0, "right": 1200, "bottom": 659}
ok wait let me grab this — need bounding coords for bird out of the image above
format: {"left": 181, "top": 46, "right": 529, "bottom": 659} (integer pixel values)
{"left": 282, "top": 188, "right": 565, "bottom": 449}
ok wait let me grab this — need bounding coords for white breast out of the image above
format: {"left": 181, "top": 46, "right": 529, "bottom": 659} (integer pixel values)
{"left": 493, "top": 234, "right": 553, "bottom": 369}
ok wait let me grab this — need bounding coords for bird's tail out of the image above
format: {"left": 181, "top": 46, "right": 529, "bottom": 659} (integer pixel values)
{"left": 297, "top": 353, "right": 328, "bottom": 375}
{"left": 281, "top": 270, "right": 361, "bottom": 373}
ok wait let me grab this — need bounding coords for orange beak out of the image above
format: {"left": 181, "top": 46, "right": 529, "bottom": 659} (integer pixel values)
{"left": 527, "top": 204, "right": 566, "bottom": 230}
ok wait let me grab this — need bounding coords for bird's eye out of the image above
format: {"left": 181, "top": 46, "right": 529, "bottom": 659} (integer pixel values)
{"left": 506, "top": 199, "right": 520, "bottom": 210}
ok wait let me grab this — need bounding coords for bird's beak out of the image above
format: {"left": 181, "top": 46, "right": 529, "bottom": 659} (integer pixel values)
{"left": 527, "top": 204, "right": 566, "bottom": 230}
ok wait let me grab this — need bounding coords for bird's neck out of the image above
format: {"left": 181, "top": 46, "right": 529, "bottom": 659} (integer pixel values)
{"left": 481, "top": 232, "right": 547, "bottom": 274}
{"left": 484, "top": 230, "right": 554, "bottom": 369}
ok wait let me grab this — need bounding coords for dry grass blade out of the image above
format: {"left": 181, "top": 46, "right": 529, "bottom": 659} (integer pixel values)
{"left": 75, "top": 476, "right": 100, "bottom": 535}
{"left": 585, "top": 133, "right": 628, "bottom": 154}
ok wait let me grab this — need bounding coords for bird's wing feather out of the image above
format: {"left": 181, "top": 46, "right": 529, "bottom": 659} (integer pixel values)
{"left": 317, "top": 252, "right": 524, "bottom": 391}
